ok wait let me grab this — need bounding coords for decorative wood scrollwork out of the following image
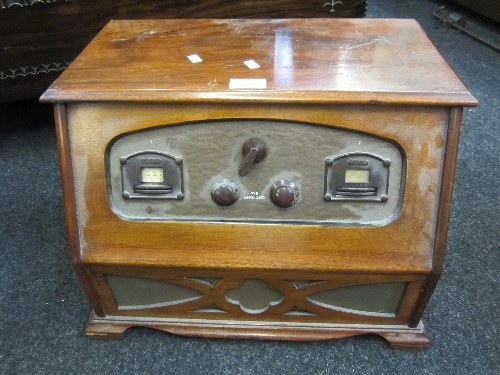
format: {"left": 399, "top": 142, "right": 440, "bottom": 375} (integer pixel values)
{"left": 225, "top": 279, "right": 285, "bottom": 314}
{"left": 103, "top": 275, "right": 408, "bottom": 320}
{"left": 0, "top": 61, "right": 70, "bottom": 80}
{"left": 0, "top": 0, "right": 74, "bottom": 10}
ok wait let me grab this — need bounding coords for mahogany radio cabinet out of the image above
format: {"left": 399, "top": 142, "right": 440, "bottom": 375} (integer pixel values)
{"left": 40, "top": 18, "right": 477, "bottom": 349}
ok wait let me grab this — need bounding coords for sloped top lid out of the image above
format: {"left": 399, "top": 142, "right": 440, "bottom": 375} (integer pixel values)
{"left": 40, "top": 18, "right": 477, "bottom": 106}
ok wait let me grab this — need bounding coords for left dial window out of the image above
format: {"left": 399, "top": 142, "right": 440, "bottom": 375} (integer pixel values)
{"left": 141, "top": 168, "right": 164, "bottom": 183}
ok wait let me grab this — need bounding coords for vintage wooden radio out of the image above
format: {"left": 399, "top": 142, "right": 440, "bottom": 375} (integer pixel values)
{"left": 41, "top": 19, "right": 476, "bottom": 349}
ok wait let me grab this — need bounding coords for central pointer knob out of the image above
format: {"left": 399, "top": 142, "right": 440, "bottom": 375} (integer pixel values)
{"left": 270, "top": 180, "right": 299, "bottom": 208}
{"left": 238, "top": 138, "right": 267, "bottom": 177}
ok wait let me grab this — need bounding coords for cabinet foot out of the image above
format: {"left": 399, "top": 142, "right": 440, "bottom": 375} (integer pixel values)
{"left": 85, "top": 311, "right": 129, "bottom": 340}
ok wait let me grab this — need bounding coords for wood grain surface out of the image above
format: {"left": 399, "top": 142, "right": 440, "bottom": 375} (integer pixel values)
{"left": 41, "top": 19, "right": 477, "bottom": 106}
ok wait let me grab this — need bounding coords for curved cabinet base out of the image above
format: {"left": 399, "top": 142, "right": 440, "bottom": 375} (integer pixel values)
{"left": 85, "top": 311, "right": 429, "bottom": 350}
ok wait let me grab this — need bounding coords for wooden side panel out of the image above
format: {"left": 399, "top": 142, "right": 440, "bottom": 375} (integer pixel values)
{"left": 54, "top": 103, "right": 106, "bottom": 317}
{"left": 409, "top": 107, "right": 463, "bottom": 326}
{"left": 54, "top": 104, "right": 79, "bottom": 263}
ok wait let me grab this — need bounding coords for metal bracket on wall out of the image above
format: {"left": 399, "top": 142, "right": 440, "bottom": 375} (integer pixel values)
{"left": 432, "top": 6, "right": 500, "bottom": 53}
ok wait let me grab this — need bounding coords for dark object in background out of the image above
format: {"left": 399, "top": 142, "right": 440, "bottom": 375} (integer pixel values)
{"left": 433, "top": 6, "right": 500, "bottom": 52}
{"left": 449, "top": 0, "right": 500, "bottom": 23}
{"left": 0, "top": 0, "right": 366, "bottom": 103}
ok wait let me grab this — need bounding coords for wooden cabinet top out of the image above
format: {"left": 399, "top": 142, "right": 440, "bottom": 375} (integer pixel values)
{"left": 40, "top": 19, "right": 476, "bottom": 106}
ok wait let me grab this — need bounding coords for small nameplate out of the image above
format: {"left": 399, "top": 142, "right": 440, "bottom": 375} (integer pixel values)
{"left": 229, "top": 79, "right": 267, "bottom": 89}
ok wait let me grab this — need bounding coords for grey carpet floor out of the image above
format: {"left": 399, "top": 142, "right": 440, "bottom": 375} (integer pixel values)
{"left": 1, "top": 0, "right": 499, "bottom": 373}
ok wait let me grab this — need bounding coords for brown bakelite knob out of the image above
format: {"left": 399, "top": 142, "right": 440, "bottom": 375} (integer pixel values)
{"left": 238, "top": 138, "right": 267, "bottom": 177}
{"left": 270, "top": 180, "right": 299, "bottom": 208}
{"left": 211, "top": 180, "right": 239, "bottom": 206}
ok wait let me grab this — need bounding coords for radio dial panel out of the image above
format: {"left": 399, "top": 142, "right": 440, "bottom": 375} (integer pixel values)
{"left": 107, "top": 119, "right": 405, "bottom": 226}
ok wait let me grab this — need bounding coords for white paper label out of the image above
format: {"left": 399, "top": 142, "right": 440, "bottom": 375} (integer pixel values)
{"left": 244, "top": 60, "right": 260, "bottom": 69}
{"left": 187, "top": 54, "right": 202, "bottom": 63}
{"left": 229, "top": 79, "right": 267, "bottom": 89}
